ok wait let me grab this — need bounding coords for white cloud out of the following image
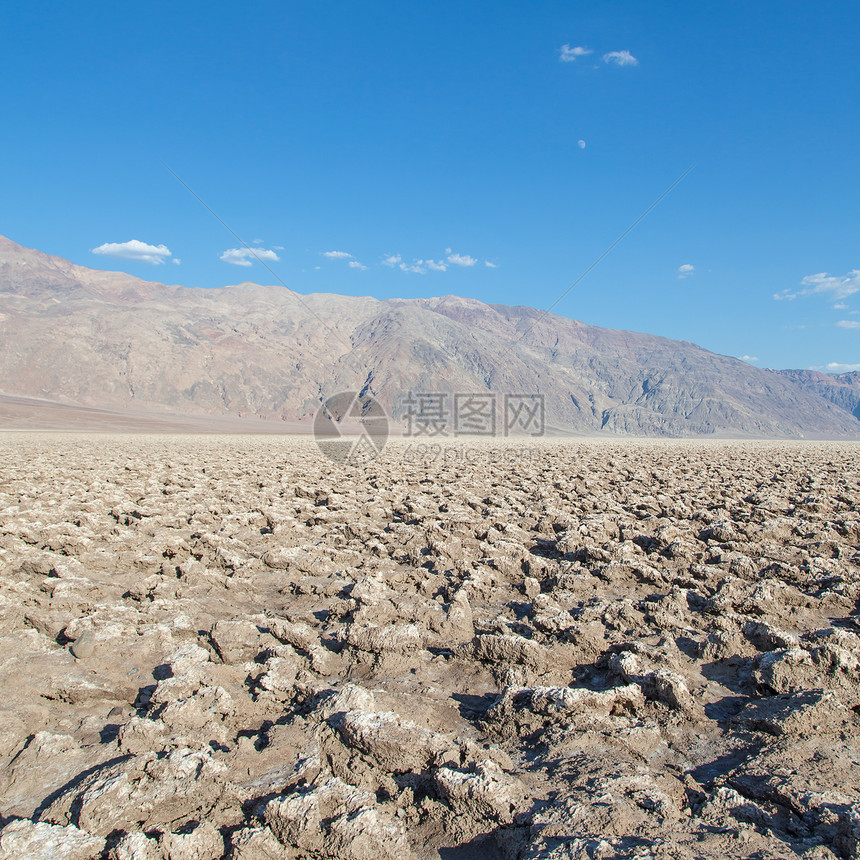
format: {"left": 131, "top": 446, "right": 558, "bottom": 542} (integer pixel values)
{"left": 677, "top": 263, "right": 695, "bottom": 279}
{"left": 603, "top": 50, "right": 638, "bottom": 66}
{"left": 834, "top": 302, "right": 848, "bottom": 309}
{"left": 485, "top": 260, "right": 498, "bottom": 268}
{"left": 447, "top": 252, "right": 477, "bottom": 267}
{"left": 738, "top": 355, "right": 759, "bottom": 363}
{"left": 809, "top": 362, "right": 860, "bottom": 373}
{"left": 801, "top": 270, "right": 860, "bottom": 301}
{"left": 172, "top": 258, "right": 181, "bottom": 266}
{"left": 836, "top": 320, "right": 860, "bottom": 329}
{"left": 92, "top": 240, "right": 173, "bottom": 265}
{"left": 322, "top": 250, "right": 352, "bottom": 259}
{"left": 348, "top": 260, "right": 367, "bottom": 270}
{"left": 577, "top": 139, "right": 586, "bottom": 149}
{"left": 559, "top": 44, "right": 593, "bottom": 62}
{"left": 382, "top": 250, "right": 482, "bottom": 273}
{"left": 220, "top": 247, "right": 280, "bottom": 267}
{"left": 777, "top": 269, "right": 860, "bottom": 302}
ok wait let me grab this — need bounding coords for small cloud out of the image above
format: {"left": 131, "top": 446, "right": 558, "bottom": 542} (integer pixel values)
{"left": 400, "top": 261, "right": 426, "bottom": 274}
{"left": 485, "top": 260, "right": 498, "bottom": 268}
{"left": 577, "top": 139, "right": 586, "bottom": 149}
{"left": 835, "top": 320, "right": 860, "bottom": 329}
{"left": 92, "top": 239, "right": 173, "bottom": 265}
{"left": 677, "top": 263, "right": 695, "bottom": 279}
{"left": 447, "top": 252, "right": 477, "bottom": 267}
{"left": 773, "top": 290, "right": 797, "bottom": 301}
{"left": 273, "top": 245, "right": 284, "bottom": 251}
{"left": 172, "top": 258, "right": 181, "bottom": 266}
{"left": 252, "top": 238, "right": 264, "bottom": 245}
{"left": 738, "top": 355, "right": 759, "bottom": 363}
{"left": 220, "top": 246, "right": 280, "bottom": 267}
{"left": 603, "top": 50, "right": 638, "bottom": 67}
{"left": 348, "top": 260, "right": 367, "bottom": 270}
{"left": 425, "top": 260, "right": 447, "bottom": 272}
{"left": 834, "top": 302, "right": 848, "bottom": 309}
{"left": 322, "top": 250, "right": 353, "bottom": 259}
{"left": 382, "top": 254, "right": 402, "bottom": 267}
{"left": 559, "top": 44, "right": 593, "bottom": 63}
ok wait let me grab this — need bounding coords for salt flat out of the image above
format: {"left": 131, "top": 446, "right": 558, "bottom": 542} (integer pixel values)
{"left": 0, "top": 434, "right": 859, "bottom": 859}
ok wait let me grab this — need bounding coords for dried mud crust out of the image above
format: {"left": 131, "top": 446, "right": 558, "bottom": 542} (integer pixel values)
{"left": 0, "top": 434, "right": 858, "bottom": 859}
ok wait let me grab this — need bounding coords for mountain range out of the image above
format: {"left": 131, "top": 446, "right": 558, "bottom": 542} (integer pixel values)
{"left": 1, "top": 234, "right": 858, "bottom": 438}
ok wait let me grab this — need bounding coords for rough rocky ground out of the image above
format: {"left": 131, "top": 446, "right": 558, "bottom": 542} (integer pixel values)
{"left": 0, "top": 433, "right": 859, "bottom": 859}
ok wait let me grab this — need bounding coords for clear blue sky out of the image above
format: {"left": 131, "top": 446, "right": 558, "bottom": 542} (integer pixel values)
{"left": 3, "top": 1, "right": 858, "bottom": 372}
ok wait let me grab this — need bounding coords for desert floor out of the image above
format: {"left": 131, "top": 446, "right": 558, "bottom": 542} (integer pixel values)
{"left": 0, "top": 434, "right": 859, "bottom": 860}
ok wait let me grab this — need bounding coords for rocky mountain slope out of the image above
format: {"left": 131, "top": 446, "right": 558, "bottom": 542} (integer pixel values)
{"left": 773, "top": 369, "right": 860, "bottom": 421}
{"left": 0, "top": 235, "right": 857, "bottom": 437}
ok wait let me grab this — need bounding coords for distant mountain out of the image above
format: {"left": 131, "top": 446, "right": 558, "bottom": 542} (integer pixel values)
{"left": 772, "top": 369, "right": 860, "bottom": 421}
{"left": 0, "top": 235, "right": 857, "bottom": 438}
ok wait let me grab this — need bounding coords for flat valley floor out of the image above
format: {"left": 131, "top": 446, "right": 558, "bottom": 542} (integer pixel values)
{"left": 0, "top": 434, "right": 859, "bottom": 860}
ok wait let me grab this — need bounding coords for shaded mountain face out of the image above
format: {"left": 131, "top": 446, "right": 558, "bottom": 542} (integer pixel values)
{"left": 772, "top": 369, "right": 860, "bottom": 421}
{"left": 0, "top": 235, "right": 857, "bottom": 438}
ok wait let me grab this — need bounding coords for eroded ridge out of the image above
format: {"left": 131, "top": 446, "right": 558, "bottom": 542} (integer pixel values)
{"left": 0, "top": 435, "right": 859, "bottom": 859}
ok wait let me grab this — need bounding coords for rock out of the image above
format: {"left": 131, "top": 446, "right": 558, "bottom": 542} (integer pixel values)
{"left": 751, "top": 647, "right": 816, "bottom": 695}
{"left": 228, "top": 826, "right": 292, "bottom": 859}
{"left": 108, "top": 831, "right": 161, "bottom": 860}
{"left": 523, "top": 577, "right": 541, "bottom": 599}
{"left": 698, "top": 786, "right": 772, "bottom": 828}
{"left": 733, "top": 690, "right": 853, "bottom": 736}
{"left": 610, "top": 651, "right": 699, "bottom": 714}
{"left": 69, "top": 631, "right": 96, "bottom": 659}
{"left": 462, "top": 633, "right": 549, "bottom": 673}
{"left": 257, "top": 653, "right": 300, "bottom": 697}
{"left": 42, "top": 746, "right": 236, "bottom": 838}
{"left": 340, "top": 623, "right": 424, "bottom": 654}
{"left": 0, "top": 819, "right": 105, "bottom": 860}
{"left": 487, "top": 683, "right": 645, "bottom": 730}
{"left": 334, "top": 710, "right": 446, "bottom": 773}
{"left": 311, "top": 684, "right": 376, "bottom": 719}
{"left": 210, "top": 619, "right": 271, "bottom": 664}
{"left": 159, "top": 820, "right": 224, "bottom": 859}
{"left": 434, "top": 760, "right": 528, "bottom": 823}
{"left": 265, "top": 778, "right": 416, "bottom": 859}
{"left": 835, "top": 807, "right": 860, "bottom": 860}
{"left": 267, "top": 618, "right": 318, "bottom": 652}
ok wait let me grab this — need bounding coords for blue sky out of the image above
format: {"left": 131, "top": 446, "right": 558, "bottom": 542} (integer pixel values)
{"left": 3, "top": 1, "right": 858, "bottom": 372}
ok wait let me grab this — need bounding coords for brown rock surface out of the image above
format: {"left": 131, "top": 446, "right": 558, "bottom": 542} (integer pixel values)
{"left": 0, "top": 434, "right": 859, "bottom": 859}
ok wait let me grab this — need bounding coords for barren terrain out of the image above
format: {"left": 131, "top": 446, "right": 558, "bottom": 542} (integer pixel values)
{"left": 1, "top": 434, "right": 859, "bottom": 859}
